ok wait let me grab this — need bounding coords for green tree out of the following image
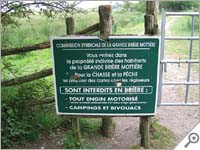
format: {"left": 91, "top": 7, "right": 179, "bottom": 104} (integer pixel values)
{"left": 159, "top": 1, "right": 199, "bottom": 11}
{"left": 1, "top": 1, "right": 83, "bottom": 27}
{"left": 122, "top": 2, "right": 145, "bottom": 13}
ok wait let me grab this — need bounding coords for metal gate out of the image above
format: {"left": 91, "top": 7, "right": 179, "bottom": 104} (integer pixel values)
{"left": 158, "top": 12, "right": 200, "bottom": 106}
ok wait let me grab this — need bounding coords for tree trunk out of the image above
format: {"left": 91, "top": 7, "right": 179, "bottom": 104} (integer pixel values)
{"left": 99, "top": 5, "right": 115, "bottom": 138}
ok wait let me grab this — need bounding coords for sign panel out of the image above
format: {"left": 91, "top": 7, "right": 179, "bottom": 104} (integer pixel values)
{"left": 51, "top": 36, "right": 160, "bottom": 116}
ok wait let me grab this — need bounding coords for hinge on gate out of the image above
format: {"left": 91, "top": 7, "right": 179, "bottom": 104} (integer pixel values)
{"left": 164, "top": 62, "right": 167, "bottom": 72}
{"left": 178, "top": 57, "right": 181, "bottom": 67}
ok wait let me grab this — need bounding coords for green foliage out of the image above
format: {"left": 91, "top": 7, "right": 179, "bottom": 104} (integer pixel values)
{"left": 80, "top": 118, "right": 101, "bottom": 135}
{"left": 112, "top": 11, "right": 144, "bottom": 34}
{"left": 63, "top": 130, "right": 77, "bottom": 149}
{"left": 170, "top": 16, "right": 199, "bottom": 34}
{"left": 160, "top": 1, "right": 199, "bottom": 11}
{"left": 62, "top": 118, "right": 101, "bottom": 149}
{"left": 1, "top": 1, "right": 83, "bottom": 28}
{"left": 1, "top": 15, "right": 65, "bottom": 49}
{"left": 74, "top": 12, "right": 98, "bottom": 33}
{"left": 165, "top": 16, "right": 199, "bottom": 59}
{"left": 187, "top": 17, "right": 199, "bottom": 32}
{"left": 35, "top": 111, "right": 63, "bottom": 132}
{"left": 149, "top": 119, "right": 176, "bottom": 149}
{"left": 1, "top": 79, "right": 55, "bottom": 148}
{"left": 1, "top": 2, "right": 34, "bottom": 27}
{"left": 112, "top": 2, "right": 145, "bottom": 34}
{"left": 122, "top": 2, "right": 145, "bottom": 13}
{"left": 131, "top": 119, "right": 176, "bottom": 149}
{"left": 80, "top": 118, "right": 102, "bottom": 149}
{"left": 82, "top": 143, "right": 96, "bottom": 149}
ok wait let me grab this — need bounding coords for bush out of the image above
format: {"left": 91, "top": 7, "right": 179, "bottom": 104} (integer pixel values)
{"left": 35, "top": 111, "right": 63, "bottom": 132}
{"left": 1, "top": 95, "right": 39, "bottom": 148}
{"left": 1, "top": 79, "right": 54, "bottom": 148}
{"left": 63, "top": 130, "right": 77, "bottom": 149}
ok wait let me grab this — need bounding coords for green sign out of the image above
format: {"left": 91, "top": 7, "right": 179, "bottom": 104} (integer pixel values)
{"left": 51, "top": 36, "right": 160, "bottom": 116}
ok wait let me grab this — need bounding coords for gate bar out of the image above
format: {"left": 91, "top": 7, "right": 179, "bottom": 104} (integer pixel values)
{"left": 166, "top": 12, "right": 199, "bottom": 16}
{"left": 161, "top": 59, "right": 199, "bottom": 63}
{"left": 165, "top": 37, "right": 199, "bottom": 40}
{"left": 185, "top": 15, "right": 195, "bottom": 103}
{"left": 161, "top": 102, "right": 199, "bottom": 106}
{"left": 163, "top": 82, "right": 199, "bottom": 85}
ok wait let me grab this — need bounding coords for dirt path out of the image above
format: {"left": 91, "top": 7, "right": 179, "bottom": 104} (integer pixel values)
{"left": 165, "top": 16, "right": 180, "bottom": 35}
{"left": 84, "top": 117, "right": 140, "bottom": 149}
{"left": 85, "top": 106, "right": 199, "bottom": 149}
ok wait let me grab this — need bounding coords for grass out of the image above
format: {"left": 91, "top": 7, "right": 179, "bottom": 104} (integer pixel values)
{"left": 165, "top": 16, "right": 199, "bottom": 59}
{"left": 132, "top": 119, "right": 176, "bottom": 149}
{"left": 149, "top": 119, "right": 176, "bottom": 149}
{"left": 80, "top": 118, "right": 102, "bottom": 149}
{"left": 2, "top": 10, "right": 145, "bottom": 80}
{"left": 62, "top": 118, "right": 101, "bottom": 149}
{"left": 163, "top": 15, "right": 199, "bottom": 73}
{"left": 74, "top": 12, "right": 99, "bottom": 32}
{"left": 170, "top": 16, "right": 199, "bottom": 36}
{"left": 80, "top": 118, "right": 102, "bottom": 136}
{"left": 2, "top": 15, "right": 66, "bottom": 49}
{"left": 164, "top": 40, "right": 199, "bottom": 59}
{"left": 113, "top": 11, "right": 144, "bottom": 34}
{"left": 2, "top": 49, "right": 52, "bottom": 80}
{"left": 35, "top": 111, "right": 64, "bottom": 132}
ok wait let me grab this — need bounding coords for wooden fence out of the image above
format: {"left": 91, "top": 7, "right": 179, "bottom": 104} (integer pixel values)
{"left": 1, "top": 24, "right": 100, "bottom": 87}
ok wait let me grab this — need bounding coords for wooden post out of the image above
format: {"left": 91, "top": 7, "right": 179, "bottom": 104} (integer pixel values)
{"left": 140, "top": 1, "right": 158, "bottom": 148}
{"left": 71, "top": 117, "right": 81, "bottom": 148}
{"left": 99, "top": 5, "right": 115, "bottom": 138}
{"left": 99, "top": 5, "right": 112, "bottom": 40}
{"left": 140, "top": 116, "right": 150, "bottom": 148}
{"left": 145, "top": 1, "right": 159, "bottom": 35}
{"left": 66, "top": 17, "right": 74, "bottom": 35}
{"left": 66, "top": 17, "right": 82, "bottom": 148}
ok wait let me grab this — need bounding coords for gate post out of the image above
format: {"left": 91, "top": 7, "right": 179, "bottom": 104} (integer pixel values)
{"left": 98, "top": 5, "right": 115, "bottom": 138}
{"left": 140, "top": 1, "right": 159, "bottom": 148}
{"left": 66, "top": 17, "right": 82, "bottom": 148}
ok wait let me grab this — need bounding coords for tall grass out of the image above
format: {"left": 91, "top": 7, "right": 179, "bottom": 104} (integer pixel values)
{"left": 74, "top": 12, "right": 99, "bottom": 32}
{"left": 2, "top": 15, "right": 66, "bottom": 49}
{"left": 113, "top": 11, "right": 144, "bottom": 34}
{"left": 165, "top": 16, "right": 199, "bottom": 59}
{"left": 2, "top": 10, "right": 145, "bottom": 80}
{"left": 170, "top": 16, "right": 199, "bottom": 36}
